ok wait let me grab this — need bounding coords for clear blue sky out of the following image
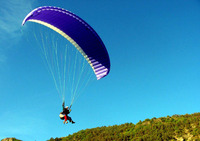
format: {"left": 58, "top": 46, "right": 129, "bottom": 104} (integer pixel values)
{"left": 1, "top": 0, "right": 200, "bottom": 140}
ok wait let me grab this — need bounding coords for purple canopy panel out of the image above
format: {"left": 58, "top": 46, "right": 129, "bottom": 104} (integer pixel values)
{"left": 22, "top": 6, "right": 110, "bottom": 80}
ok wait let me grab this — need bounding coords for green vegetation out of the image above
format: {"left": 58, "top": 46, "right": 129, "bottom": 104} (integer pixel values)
{"left": 48, "top": 113, "right": 200, "bottom": 141}
{"left": 1, "top": 138, "right": 22, "bottom": 141}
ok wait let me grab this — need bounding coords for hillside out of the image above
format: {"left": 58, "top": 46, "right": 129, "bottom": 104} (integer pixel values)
{"left": 1, "top": 138, "right": 21, "bottom": 141}
{"left": 2, "top": 113, "right": 200, "bottom": 141}
{"left": 48, "top": 113, "right": 200, "bottom": 141}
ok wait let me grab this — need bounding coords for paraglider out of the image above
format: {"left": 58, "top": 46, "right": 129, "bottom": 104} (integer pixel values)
{"left": 59, "top": 102, "right": 75, "bottom": 124}
{"left": 22, "top": 6, "right": 110, "bottom": 123}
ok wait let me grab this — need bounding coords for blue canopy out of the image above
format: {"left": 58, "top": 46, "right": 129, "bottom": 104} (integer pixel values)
{"left": 22, "top": 6, "right": 110, "bottom": 80}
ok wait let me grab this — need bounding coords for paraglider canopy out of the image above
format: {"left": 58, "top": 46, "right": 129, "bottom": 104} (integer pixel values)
{"left": 22, "top": 6, "right": 110, "bottom": 80}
